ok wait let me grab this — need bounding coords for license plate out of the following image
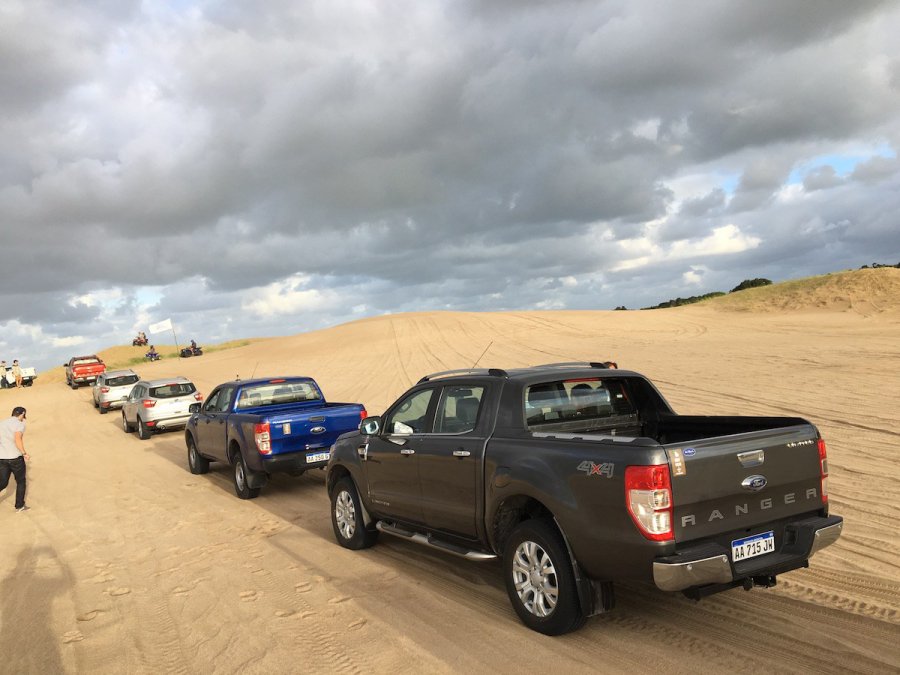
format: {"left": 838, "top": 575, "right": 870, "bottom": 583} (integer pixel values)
{"left": 306, "top": 451, "right": 330, "bottom": 463}
{"left": 731, "top": 531, "right": 775, "bottom": 562}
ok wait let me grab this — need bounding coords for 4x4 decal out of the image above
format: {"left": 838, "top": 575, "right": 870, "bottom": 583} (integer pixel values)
{"left": 577, "top": 461, "right": 614, "bottom": 478}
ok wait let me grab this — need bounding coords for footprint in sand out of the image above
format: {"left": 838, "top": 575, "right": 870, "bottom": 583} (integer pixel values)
{"left": 328, "top": 596, "right": 350, "bottom": 605}
{"left": 348, "top": 619, "right": 366, "bottom": 630}
{"left": 300, "top": 610, "right": 316, "bottom": 619}
{"left": 76, "top": 610, "right": 103, "bottom": 622}
{"left": 274, "top": 609, "right": 297, "bottom": 618}
{"left": 294, "top": 582, "right": 312, "bottom": 593}
{"left": 239, "top": 590, "right": 260, "bottom": 602}
{"left": 62, "top": 630, "right": 85, "bottom": 643}
{"left": 107, "top": 587, "right": 132, "bottom": 597}
{"left": 172, "top": 587, "right": 190, "bottom": 596}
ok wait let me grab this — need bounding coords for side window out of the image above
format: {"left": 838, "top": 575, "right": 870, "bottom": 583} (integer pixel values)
{"left": 203, "top": 389, "right": 222, "bottom": 412}
{"left": 385, "top": 389, "right": 435, "bottom": 435}
{"left": 435, "top": 386, "right": 485, "bottom": 434}
{"left": 213, "top": 388, "right": 233, "bottom": 412}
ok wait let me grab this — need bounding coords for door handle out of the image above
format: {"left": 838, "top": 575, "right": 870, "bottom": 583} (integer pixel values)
{"left": 400, "top": 448, "right": 416, "bottom": 455}
{"left": 453, "top": 450, "right": 471, "bottom": 457}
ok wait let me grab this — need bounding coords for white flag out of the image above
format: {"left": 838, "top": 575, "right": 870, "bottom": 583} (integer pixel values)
{"left": 149, "top": 318, "right": 173, "bottom": 333}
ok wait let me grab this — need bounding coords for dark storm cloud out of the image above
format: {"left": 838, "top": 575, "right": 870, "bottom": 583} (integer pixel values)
{"left": 1, "top": 0, "right": 899, "bottom": 371}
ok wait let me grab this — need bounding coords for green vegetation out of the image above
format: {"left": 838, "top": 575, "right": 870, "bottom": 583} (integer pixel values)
{"left": 730, "top": 278, "right": 772, "bottom": 292}
{"left": 641, "top": 292, "right": 725, "bottom": 310}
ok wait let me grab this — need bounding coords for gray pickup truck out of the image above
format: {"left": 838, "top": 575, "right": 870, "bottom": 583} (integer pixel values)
{"left": 326, "top": 362, "right": 842, "bottom": 635}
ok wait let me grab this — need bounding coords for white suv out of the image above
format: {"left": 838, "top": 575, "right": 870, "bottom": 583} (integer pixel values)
{"left": 92, "top": 370, "right": 140, "bottom": 414}
{"left": 122, "top": 377, "right": 202, "bottom": 440}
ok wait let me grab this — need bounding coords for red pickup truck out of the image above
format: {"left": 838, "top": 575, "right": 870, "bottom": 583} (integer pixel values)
{"left": 65, "top": 355, "right": 106, "bottom": 389}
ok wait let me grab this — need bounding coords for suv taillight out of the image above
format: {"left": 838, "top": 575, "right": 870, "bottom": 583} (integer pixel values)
{"left": 255, "top": 423, "right": 271, "bottom": 455}
{"left": 818, "top": 438, "right": 828, "bottom": 505}
{"left": 142, "top": 399, "right": 156, "bottom": 408}
{"left": 625, "top": 464, "right": 674, "bottom": 541}
{"left": 100, "top": 387, "right": 110, "bottom": 393}
{"left": 194, "top": 392, "right": 204, "bottom": 401}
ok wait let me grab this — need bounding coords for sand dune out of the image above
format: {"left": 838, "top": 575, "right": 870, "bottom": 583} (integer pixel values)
{"left": 3, "top": 271, "right": 900, "bottom": 673}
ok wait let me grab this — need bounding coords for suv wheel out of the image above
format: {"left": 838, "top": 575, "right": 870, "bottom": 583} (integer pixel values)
{"left": 137, "top": 417, "right": 152, "bottom": 440}
{"left": 187, "top": 436, "right": 210, "bottom": 475}
{"left": 503, "top": 519, "right": 586, "bottom": 635}
{"left": 122, "top": 411, "right": 134, "bottom": 433}
{"left": 233, "top": 453, "right": 260, "bottom": 499}
{"left": 331, "top": 477, "right": 378, "bottom": 550}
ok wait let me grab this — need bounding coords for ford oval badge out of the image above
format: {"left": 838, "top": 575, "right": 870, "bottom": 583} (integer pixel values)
{"left": 741, "top": 475, "right": 767, "bottom": 492}
{"left": 310, "top": 426, "right": 326, "bottom": 434}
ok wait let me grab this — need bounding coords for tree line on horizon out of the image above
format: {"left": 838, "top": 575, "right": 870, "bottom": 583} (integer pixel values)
{"left": 612, "top": 278, "right": 774, "bottom": 311}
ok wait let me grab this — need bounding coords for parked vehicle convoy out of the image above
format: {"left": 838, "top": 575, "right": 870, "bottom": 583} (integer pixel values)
{"left": 92, "top": 370, "right": 140, "bottom": 414}
{"left": 326, "top": 362, "right": 843, "bottom": 635}
{"left": 122, "top": 377, "right": 202, "bottom": 440}
{"left": 65, "top": 355, "right": 106, "bottom": 389}
{"left": 184, "top": 377, "right": 367, "bottom": 499}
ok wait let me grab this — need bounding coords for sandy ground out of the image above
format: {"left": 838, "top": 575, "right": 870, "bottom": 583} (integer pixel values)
{"left": 3, "top": 272, "right": 899, "bottom": 674}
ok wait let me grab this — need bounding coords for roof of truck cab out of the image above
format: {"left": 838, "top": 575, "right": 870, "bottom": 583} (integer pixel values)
{"left": 226, "top": 377, "right": 318, "bottom": 388}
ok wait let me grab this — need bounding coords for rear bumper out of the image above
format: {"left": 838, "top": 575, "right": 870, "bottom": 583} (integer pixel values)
{"left": 260, "top": 451, "right": 330, "bottom": 474}
{"left": 653, "top": 515, "right": 843, "bottom": 593}
{"left": 145, "top": 414, "right": 191, "bottom": 430}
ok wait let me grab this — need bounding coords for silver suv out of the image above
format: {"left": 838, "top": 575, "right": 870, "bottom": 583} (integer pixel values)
{"left": 92, "top": 369, "right": 140, "bottom": 414}
{"left": 122, "top": 377, "right": 202, "bottom": 440}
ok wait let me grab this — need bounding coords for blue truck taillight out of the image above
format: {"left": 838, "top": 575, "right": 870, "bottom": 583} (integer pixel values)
{"left": 255, "top": 423, "right": 271, "bottom": 455}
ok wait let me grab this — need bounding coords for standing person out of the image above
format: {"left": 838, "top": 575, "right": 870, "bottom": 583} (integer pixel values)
{"left": 0, "top": 406, "right": 29, "bottom": 512}
{"left": 11, "top": 360, "right": 23, "bottom": 387}
{"left": 0, "top": 361, "right": 7, "bottom": 389}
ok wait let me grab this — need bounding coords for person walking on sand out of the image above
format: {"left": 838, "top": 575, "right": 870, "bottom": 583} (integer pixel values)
{"left": 0, "top": 361, "right": 8, "bottom": 389}
{"left": 11, "top": 360, "right": 23, "bottom": 387}
{"left": 0, "top": 406, "right": 29, "bottom": 512}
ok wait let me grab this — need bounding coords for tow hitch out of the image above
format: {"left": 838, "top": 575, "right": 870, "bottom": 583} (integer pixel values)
{"left": 743, "top": 575, "right": 777, "bottom": 591}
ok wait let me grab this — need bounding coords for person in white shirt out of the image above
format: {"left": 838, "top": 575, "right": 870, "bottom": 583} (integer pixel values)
{"left": 0, "top": 406, "right": 29, "bottom": 511}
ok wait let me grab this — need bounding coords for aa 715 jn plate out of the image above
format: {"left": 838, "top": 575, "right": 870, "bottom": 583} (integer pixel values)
{"left": 306, "top": 451, "right": 330, "bottom": 463}
{"left": 731, "top": 531, "right": 775, "bottom": 562}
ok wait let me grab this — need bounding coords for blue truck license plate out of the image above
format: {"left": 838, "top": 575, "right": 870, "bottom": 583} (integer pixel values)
{"left": 731, "top": 531, "right": 775, "bottom": 562}
{"left": 306, "top": 451, "right": 330, "bottom": 463}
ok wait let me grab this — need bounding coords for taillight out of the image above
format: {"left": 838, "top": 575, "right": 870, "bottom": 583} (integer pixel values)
{"left": 194, "top": 392, "right": 204, "bottom": 401}
{"left": 818, "top": 438, "right": 828, "bottom": 505}
{"left": 100, "top": 387, "right": 110, "bottom": 393}
{"left": 141, "top": 399, "right": 156, "bottom": 408}
{"left": 625, "top": 464, "right": 674, "bottom": 541}
{"left": 255, "top": 423, "right": 271, "bottom": 455}
{"left": 360, "top": 408, "right": 368, "bottom": 421}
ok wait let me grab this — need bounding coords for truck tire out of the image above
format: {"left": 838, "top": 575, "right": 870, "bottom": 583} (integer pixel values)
{"left": 137, "top": 417, "right": 152, "bottom": 440}
{"left": 71, "top": 379, "right": 79, "bottom": 390}
{"left": 233, "top": 453, "right": 260, "bottom": 499}
{"left": 331, "top": 477, "right": 378, "bottom": 550}
{"left": 187, "top": 436, "right": 210, "bottom": 475}
{"left": 503, "top": 519, "right": 586, "bottom": 635}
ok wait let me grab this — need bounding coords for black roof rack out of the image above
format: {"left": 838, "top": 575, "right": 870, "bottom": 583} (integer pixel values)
{"left": 417, "top": 368, "right": 509, "bottom": 384}
{"left": 528, "top": 361, "right": 618, "bottom": 370}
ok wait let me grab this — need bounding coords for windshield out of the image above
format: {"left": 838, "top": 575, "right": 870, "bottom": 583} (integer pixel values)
{"left": 150, "top": 382, "right": 197, "bottom": 399}
{"left": 524, "top": 378, "right": 635, "bottom": 429}
{"left": 107, "top": 375, "right": 139, "bottom": 387}
{"left": 235, "top": 381, "right": 322, "bottom": 409}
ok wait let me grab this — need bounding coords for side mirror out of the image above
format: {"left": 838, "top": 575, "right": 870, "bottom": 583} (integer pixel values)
{"left": 189, "top": 403, "right": 201, "bottom": 414}
{"left": 359, "top": 416, "right": 382, "bottom": 436}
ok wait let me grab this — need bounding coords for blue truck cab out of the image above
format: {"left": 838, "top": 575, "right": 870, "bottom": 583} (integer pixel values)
{"left": 185, "top": 376, "right": 366, "bottom": 499}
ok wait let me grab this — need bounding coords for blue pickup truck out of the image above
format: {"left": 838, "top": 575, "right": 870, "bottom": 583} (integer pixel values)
{"left": 185, "top": 377, "right": 366, "bottom": 499}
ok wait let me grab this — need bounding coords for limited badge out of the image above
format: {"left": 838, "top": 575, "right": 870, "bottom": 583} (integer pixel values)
{"left": 669, "top": 448, "right": 687, "bottom": 477}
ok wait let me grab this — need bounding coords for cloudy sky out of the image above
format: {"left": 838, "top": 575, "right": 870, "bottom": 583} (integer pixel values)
{"left": 2, "top": 0, "right": 899, "bottom": 372}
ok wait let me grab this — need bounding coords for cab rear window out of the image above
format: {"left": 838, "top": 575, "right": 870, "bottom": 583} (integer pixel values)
{"left": 150, "top": 382, "right": 197, "bottom": 398}
{"left": 524, "top": 378, "right": 636, "bottom": 429}
{"left": 234, "top": 381, "right": 322, "bottom": 409}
